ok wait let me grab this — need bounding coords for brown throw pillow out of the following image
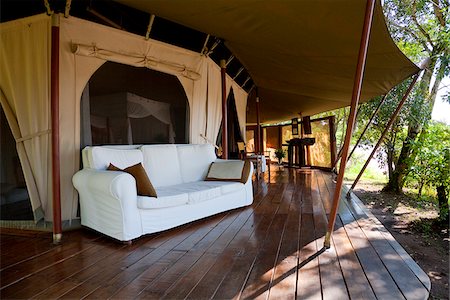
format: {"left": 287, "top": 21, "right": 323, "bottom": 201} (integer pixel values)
{"left": 240, "top": 160, "right": 251, "bottom": 183}
{"left": 107, "top": 163, "right": 157, "bottom": 197}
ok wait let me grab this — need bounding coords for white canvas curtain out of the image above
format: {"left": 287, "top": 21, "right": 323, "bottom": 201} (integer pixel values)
{"left": 0, "top": 14, "right": 51, "bottom": 221}
{"left": 227, "top": 78, "right": 248, "bottom": 142}
{"left": 206, "top": 60, "right": 248, "bottom": 144}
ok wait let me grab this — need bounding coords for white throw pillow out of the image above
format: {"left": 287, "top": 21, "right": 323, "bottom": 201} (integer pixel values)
{"left": 205, "top": 161, "right": 245, "bottom": 181}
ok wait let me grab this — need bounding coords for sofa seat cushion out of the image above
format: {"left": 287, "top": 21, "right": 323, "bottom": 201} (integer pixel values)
{"left": 137, "top": 190, "right": 188, "bottom": 209}
{"left": 173, "top": 182, "right": 223, "bottom": 204}
{"left": 211, "top": 182, "right": 245, "bottom": 195}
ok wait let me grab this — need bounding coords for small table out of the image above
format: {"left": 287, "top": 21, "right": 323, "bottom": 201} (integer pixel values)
{"left": 286, "top": 138, "right": 315, "bottom": 167}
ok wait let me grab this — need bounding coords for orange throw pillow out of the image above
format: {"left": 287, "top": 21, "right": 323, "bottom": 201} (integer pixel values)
{"left": 107, "top": 163, "right": 157, "bottom": 197}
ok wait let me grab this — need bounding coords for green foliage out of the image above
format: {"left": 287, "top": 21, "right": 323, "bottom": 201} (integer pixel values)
{"left": 406, "top": 121, "right": 450, "bottom": 187}
{"left": 274, "top": 148, "right": 286, "bottom": 161}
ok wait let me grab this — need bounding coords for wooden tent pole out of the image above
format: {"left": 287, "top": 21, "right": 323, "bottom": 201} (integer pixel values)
{"left": 51, "top": 14, "right": 62, "bottom": 244}
{"left": 324, "top": 0, "right": 376, "bottom": 249}
{"left": 347, "top": 94, "right": 388, "bottom": 160}
{"left": 255, "top": 89, "right": 261, "bottom": 154}
{"left": 348, "top": 73, "right": 420, "bottom": 195}
{"left": 220, "top": 59, "right": 228, "bottom": 159}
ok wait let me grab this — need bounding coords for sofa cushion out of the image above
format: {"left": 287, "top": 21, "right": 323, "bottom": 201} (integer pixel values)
{"left": 157, "top": 182, "right": 222, "bottom": 204}
{"left": 140, "top": 145, "right": 183, "bottom": 188}
{"left": 177, "top": 144, "right": 217, "bottom": 183}
{"left": 211, "top": 181, "right": 245, "bottom": 195}
{"left": 206, "top": 160, "right": 252, "bottom": 184}
{"left": 108, "top": 163, "right": 157, "bottom": 197}
{"left": 137, "top": 192, "right": 188, "bottom": 209}
{"left": 90, "top": 147, "right": 143, "bottom": 170}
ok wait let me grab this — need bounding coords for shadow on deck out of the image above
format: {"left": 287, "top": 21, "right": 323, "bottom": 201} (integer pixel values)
{"left": 0, "top": 167, "right": 430, "bottom": 299}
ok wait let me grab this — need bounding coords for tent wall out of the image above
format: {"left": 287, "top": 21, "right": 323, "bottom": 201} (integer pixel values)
{"left": 1, "top": 14, "right": 247, "bottom": 222}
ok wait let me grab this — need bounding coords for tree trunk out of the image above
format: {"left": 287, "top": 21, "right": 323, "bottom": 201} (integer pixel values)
{"left": 436, "top": 185, "right": 449, "bottom": 221}
{"left": 384, "top": 55, "right": 442, "bottom": 192}
{"left": 387, "top": 144, "right": 394, "bottom": 182}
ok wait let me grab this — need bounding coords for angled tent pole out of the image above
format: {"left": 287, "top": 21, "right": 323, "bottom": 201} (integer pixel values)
{"left": 347, "top": 94, "right": 388, "bottom": 160}
{"left": 347, "top": 72, "right": 421, "bottom": 196}
{"left": 220, "top": 59, "right": 228, "bottom": 159}
{"left": 145, "top": 14, "right": 156, "bottom": 40}
{"left": 51, "top": 14, "right": 62, "bottom": 244}
{"left": 324, "top": 0, "right": 376, "bottom": 249}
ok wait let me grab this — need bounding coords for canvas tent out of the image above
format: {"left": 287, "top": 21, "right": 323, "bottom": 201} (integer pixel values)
{"left": 0, "top": 14, "right": 248, "bottom": 222}
{"left": 0, "top": 0, "right": 420, "bottom": 230}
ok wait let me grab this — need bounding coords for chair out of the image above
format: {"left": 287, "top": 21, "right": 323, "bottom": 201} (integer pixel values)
{"left": 238, "top": 142, "right": 271, "bottom": 182}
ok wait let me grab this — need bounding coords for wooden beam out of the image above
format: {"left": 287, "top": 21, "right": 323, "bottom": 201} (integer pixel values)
{"left": 255, "top": 90, "right": 261, "bottom": 154}
{"left": 324, "top": 0, "right": 376, "bottom": 249}
{"left": 348, "top": 73, "right": 420, "bottom": 195}
{"left": 51, "top": 15, "right": 62, "bottom": 244}
{"left": 220, "top": 59, "right": 228, "bottom": 159}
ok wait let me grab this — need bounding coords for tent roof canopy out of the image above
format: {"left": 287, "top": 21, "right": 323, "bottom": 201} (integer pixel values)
{"left": 115, "top": 0, "right": 419, "bottom": 124}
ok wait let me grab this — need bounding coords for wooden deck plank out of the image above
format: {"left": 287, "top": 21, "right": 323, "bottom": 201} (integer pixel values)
{"left": 213, "top": 189, "right": 284, "bottom": 299}
{"left": 297, "top": 213, "right": 322, "bottom": 300}
{"left": 240, "top": 213, "right": 287, "bottom": 300}
{"left": 343, "top": 193, "right": 429, "bottom": 300}
{"left": 165, "top": 202, "right": 266, "bottom": 299}
{"left": 1, "top": 238, "right": 119, "bottom": 299}
{"left": 183, "top": 191, "right": 270, "bottom": 299}
{"left": 338, "top": 199, "right": 406, "bottom": 299}
{"left": 347, "top": 190, "right": 431, "bottom": 292}
{"left": 267, "top": 182, "right": 301, "bottom": 299}
{"left": 135, "top": 208, "right": 246, "bottom": 299}
{"left": 311, "top": 171, "right": 349, "bottom": 300}
{"left": 0, "top": 237, "right": 98, "bottom": 289}
{"left": 80, "top": 213, "right": 238, "bottom": 299}
{"left": 39, "top": 222, "right": 202, "bottom": 298}
{"left": 211, "top": 213, "right": 275, "bottom": 299}
{"left": 332, "top": 217, "right": 377, "bottom": 300}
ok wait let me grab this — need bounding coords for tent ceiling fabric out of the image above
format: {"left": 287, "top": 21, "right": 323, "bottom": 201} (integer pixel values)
{"left": 115, "top": 0, "right": 419, "bottom": 124}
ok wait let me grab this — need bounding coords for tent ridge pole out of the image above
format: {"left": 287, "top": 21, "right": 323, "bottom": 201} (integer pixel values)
{"left": 51, "top": 14, "right": 62, "bottom": 244}
{"left": 324, "top": 0, "right": 376, "bottom": 249}
{"left": 347, "top": 72, "right": 421, "bottom": 195}
{"left": 220, "top": 59, "right": 228, "bottom": 159}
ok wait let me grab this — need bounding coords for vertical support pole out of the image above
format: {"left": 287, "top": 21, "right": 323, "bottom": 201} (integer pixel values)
{"left": 329, "top": 116, "right": 337, "bottom": 169}
{"left": 255, "top": 89, "right": 261, "bottom": 154}
{"left": 324, "top": 0, "right": 376, "bottom": 249}
{"left": 220, "top": 59, "right": 228, "bottom": 159}
{"left": 51, "top": 14, "right": 62, "bottom": 244}
{"left": 347, "top": 94, "right": 388, "bottom": 160}
{"left": 348, "top": 73, "right": 420, "bottom": 194}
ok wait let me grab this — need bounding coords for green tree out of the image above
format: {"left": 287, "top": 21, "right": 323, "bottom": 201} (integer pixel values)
{"left": 406, "top": 121, "right": 450, "bottom": 220}
{"left": 383, "top": 0, "right": 450, "bottom": 192}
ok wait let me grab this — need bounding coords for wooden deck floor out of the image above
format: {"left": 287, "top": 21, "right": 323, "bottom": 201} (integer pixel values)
{"left": 0, "top": 168, "right": 430, "bottom": 299}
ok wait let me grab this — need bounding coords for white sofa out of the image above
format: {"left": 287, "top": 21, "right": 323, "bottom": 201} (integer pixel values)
{"left": 72, "top": 144, "right": 253, "bottom": 242}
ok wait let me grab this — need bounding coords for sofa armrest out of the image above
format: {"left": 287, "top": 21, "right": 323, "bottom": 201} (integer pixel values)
{"left": 73, "top": 169, "right": 143, "bottom": 241}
